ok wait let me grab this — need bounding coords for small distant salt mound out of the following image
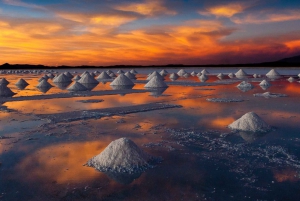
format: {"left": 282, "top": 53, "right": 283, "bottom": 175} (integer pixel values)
{"left": 253, "top": 74, "right": 258, "bottom": 78}
{"left": 160, "top": 69, "right": 168, "bottom": 76}
{"left": 287, "top": 77, "right": 296, "bottom": 82}
{"left": 90, "top": 72, "right": 96, "bottom": 77}
{"left": 97, "top": 72, "right": 111, "bottom": 80}
{"left": 0, "top": 78, "right": 9, "bottom": 86}
{"left": 0, "top": 85, "right": 15, "bottom": 97}
{"left": 266, "top": 69, "right": 280, "bottom": 77}
{"left": 298, "top": 73, "right": 300, "bottom": 78}
{"left": 94, "top": 70, "right": 100, "bottom": 74}
{"left": 183, "top": 73, "right": 190, "bottom": 78}
{"left": 201, "top": 69, "right": 209, "bottom": 74}
{"left": 38, "top": 77, "right": 46, "bottom": 82}
{"left": 228, "top": 112, "right": 271, "bottom": 132}
{"left": 228, "top": 73, "right": 235, "bottom": 78}
{"left": 217, "top": 73, "right": 224, "bottom": 79}
{"left": 130, "top": 69, "right": 138, "bottom": 74}
{"left": 144, "top": 76, "right": 168, "bottom": 88}
{"left": 253, "top": 92, "right": 287, "bottom": 98}
{"left": 125, "top": 71, "right": 136, "bottom": 80}
{"left": 67, "top": 81, "right": 87, "bottom": 91}
{"left": 47, "top": 73, "right": 55, "bottom": 79}
{"left": 87, "top": 138, "right": 160, "bottom": 174}
{"left": 78, "top": 73, "right": 99, "bottom": 84}
{"left": 117, "top": 70, "right": 124, "bottom": 74}
{"left": 73, "top": 75, "right": 81, "bottom": 81}
{"left": 259, "top": 80, "right": 271, "bottom": 86}
{"left": 196, "top": 72, "right": 202, "bottom": 77}
{"left": 110, "top": 72, "right": 117, "bottom": 78}
{"left": 177, "top": 69, "right": 187, "bottom": 76}
{"left": 235, "top": 69, "right": 248, "bottom": 76}
{"left": 63, "top": 71, "right": 73, "bottom": 78}
{"left": 190, "top": 71, "right": 196, "bottom": 76}
{"left": 106, "top": 70, "right": 114, "bottom": 75}
{"left": 169, "top": 73, "right": 179, "bottom": 80}
{"left": 37, "top": 79, "right": 53, "bottom": 88}
{"left": 237, "top": 81, "right": 253, "bottom": 89}
{"left": 53, "top": 73, "right": 71, "bottom": 83}
{"left": 15, "top": 78, "right": 29, "bottom": 86}
{"left": 110, "top": 74, "right": 135, "bottom": 86}
{"left": 199, "top": 74, "right": 208, "bottom": 82}
{"left": 81, "top": 71, "right": 89, "bottom": 77}
{"left": 147, "top": 71, "right": 164, "bottom": 81}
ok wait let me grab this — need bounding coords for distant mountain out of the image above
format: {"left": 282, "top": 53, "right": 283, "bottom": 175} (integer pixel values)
{"left": 278, "top": 55, "right": 300, "bottom": 64}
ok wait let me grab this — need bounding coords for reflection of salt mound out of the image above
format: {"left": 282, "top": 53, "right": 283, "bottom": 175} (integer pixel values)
{"left": 260, "top": 85, "right": 270, "bottom": 90}
{"left": 125, "top": 72, "right": 136, "bottom": 80}
{"left": 228, "top": 73, "right": 235, "bottom": 78}
{"left": 177, "top": 69, "right": 187, "bottom": 76}
{"left": 37, "top": 79, "right": 53, "bottom": 88}
{"left": 253, "top": 92, "right": 287, "bottom": 98}
{"left": 110, "top": 74, "right": 135, "bottom": 86}
{"left": 169, "top": 73, "right": 179, "bottom": 80}
{"left": 54, "top": 82, "right": 71, "bottom": 90}
{"left": 110, "top": 85, "right": 133, "bottom": 90}
{"left": 235, "top": 69, "right": 247, "bottom": 76}
{"left": 147, "top": 71, "right": 164, "bottom": 80}
{"left": 0, "top": 78, "right": 9, "bottom": 86}
{"left": 15, "top": 78, "right": 29, "bottom": 86}
{"left": 81, "top": 83, "right": 98, "bottom": 91}
{"left": 237, "top": 81, "right": 253, "bottom": 89}
{"left": 201, "top": 69, "right": 209, "bottom": 74}
{"left": 78, "top": 73, "right": 99, "bottom": 84}
{"left": 266, "top": 69, "right": 280, "bottom": 77}
{"left": 104, "top": 171, "right": 142, "bottom": 185}
{"left": 228, "top": 112, "right": 271, "bottom": 132}
{"left": 87, "top": 138, "right": 160, "bottom": 174}
{"left": 287, "top": 77, "right": 296, "bottom": 82}
{"left": 144, "top": 76, "right": 168, "bottom": 88}
{"left": 259, "top": 80, "right": 271, "bottom": 86}
{"left": 0, "top": 85, "right": 15, "bottom": 97}
{"left": 239, "top": 131, "right": 266, "bottom": 143}
{"left": 149, "top": 87, "right": 167, "bottom": 97}
{"left": 97, "top": 72, "right": 111, "bottom": 80}
{"left": 53, "top": 73, "right": 71, "bottom": 83}
{"left": 67, "top": 81, "right": 87, "bottom": 91}
{"left": 199, "top": 74, "right": 208, "bottom": 82}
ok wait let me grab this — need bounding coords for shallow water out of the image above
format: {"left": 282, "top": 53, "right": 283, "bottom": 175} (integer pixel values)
{"left": 1, "top": 68, "right": 300, "bottom": 201}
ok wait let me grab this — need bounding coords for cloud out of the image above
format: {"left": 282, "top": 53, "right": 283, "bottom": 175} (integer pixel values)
{"left": 232, "top": 9, "right": 300, "bottom": 24}
{"left": 199, "top": 2, "right": 250, "bottom": 18}
{"left": 3, "top": 0, "right": 46, "bottom": 10}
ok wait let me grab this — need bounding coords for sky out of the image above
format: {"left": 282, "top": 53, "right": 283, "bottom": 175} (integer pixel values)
{"left": 0, "top": 0, "right": 300, "bottom": 66}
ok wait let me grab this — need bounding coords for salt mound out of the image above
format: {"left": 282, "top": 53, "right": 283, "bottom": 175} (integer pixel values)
{"left": 217, "top": 73, "right": 224, "bottom": 78}
{"left": 38, "top": 77, "right": 47, "bottom": 82}
{"left": 147, "top": 71, "right": 164, "bottom": 81}
{"left": 298, "top": 73, "right": 300, "bottom": 78}
{"left": 73, "top": 75, "right": 81, "bottom": 81}
{"left": 0, "top": 78, "right": 9, "bottom": 86}
{"left": 201, "top": 69, "right": 209, "bottom": 74}
{"left": 177, "top": 69, "right": 187, "bottom": 76}
{"left": 199, "top": 74, "right": 208, "bottom": 82}
{"left": 37, "top": 79, "right": 53, "bottom": 88}
{"left": 196, "top": 72, "right": 202, "bottom": 77}
{"left": 53, "top": 73, "right": 71, "bottom": 83}
{"left": 253, "top": 74, "right": 258, "bottom": 78}
{"left": 87, "top": 138, "right": 160, "bottom": 173}
{"left": 97, "top": 72, "right": 111, "bottom": 80}
{"left": 235, "top": 69, "right": 247, "bottom": 76}
{"left": 106, "top": 70, "right": 114, "bottom": 75}
{"left": 190, "top": 71, "right": 196, "bottom": 76}
{"left": 125, "top": 71, "right": 136, "bottom": 80}
{"left": 110, "top": 72, "right": 117, "bottom": 78}
{"left": 237, "top": 81, "right": 253, "bottom": 88}
{"left": 47, "top": 73, "right": 55, "bottom": 79}
{"left": 259, "top": 80, "right": 270, "bottom": 86}
{"left": 0, "top": 85, "right": 15, "bottom": 97}
{"left": 228, "top": 73, "right": 235, "bottom": 78}
{"left": 78, "top": 73, "right": 99, "bottom": 84}
{"left": 94, "top": 70, "right": 100, "bottom": 74}
{"left": 15, "top": 78, "right": 29, "bottom": 86}
{"left": 287, "top": 77, "right": 296, "bottom": 82}
{"left": 169, "top": 73, "right": 179, "bottom": 80}
{"left": 110, "top": 74, "right": 134, "bottom": 86}
{"left": 117, "top": 70, "right": 124, "bottom": 74}
{"left": 130, "top": 69, "right": 138, "bottom": 74}
{"left": 90, "top": 72, "right": 96, "bottom": 77}
{"left": 67, "top": 81, "right": 87, "bottom": 91}
{"left": 64, "top": 71, "right": 73, "bottom": 78}
{"left": 144, "top": 76, "right": 168, "bottom": 88}
{"left": 228, "top": 112, "right": 271, "bottom": 132}
{"left": 160, "top": 69, "right": 168, "bottom": 76}
{"left": 266, "top": 69, "right": 280, "bottom": 76}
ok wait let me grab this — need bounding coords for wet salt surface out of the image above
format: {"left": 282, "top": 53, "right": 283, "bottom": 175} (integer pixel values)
{"left": 1, "top": 68, "right": 300, "bottom": 200}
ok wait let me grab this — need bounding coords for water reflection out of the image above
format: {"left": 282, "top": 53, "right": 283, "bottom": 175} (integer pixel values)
{"left": 110, "top": 85, "right": 134, "bottom": 90}
{"left": 104, "top": 171, "right": 142, "bottom": 185}
{"left": 238, "top": 131, "right": 268, "bottom": 143}
{"left": 53, "top": 82, "right": 72, "bottom": 90}
{"left": 81, "top": 83, "right": 98, "bottom": 91}
{"left": 149, "top": 87, "right": 167, "bottom": 97}
{"left": 37, "top": 86, "right": 52, "bottom": 93}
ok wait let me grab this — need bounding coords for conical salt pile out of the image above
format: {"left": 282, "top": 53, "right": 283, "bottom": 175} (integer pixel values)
{"left": 37, "top": 79, "right": 53, "bottom": 88}
{"left": 78, "top": 73, "right": 99, "bottom": 84}
{"left": 73, "top": 75, "right": 81, "bottom": 81}
{"left": 217, "top": 73, "right": 224, "bottom": 78}
{"left": 117, "top": 70, "right": 124, "bottom": 74}
{"left": 191, "top": 71, "right": 196, "bottom": 76}
{"left": 147, "top": 71, "right": 164, "bottom": 81}
{"left": 169, "top": 73, "right": 179, "bottom": 80}
{"left": 259, "top": 80, "right": 271, "bottom": 86}
{"left": 15, "top": 78, "right": 29, "bottom": 86}
{"left": 81, "top": 71, "right": 89, "bottom": 77}
{"left": 67, "top": 81, "right": 87, "bottom": 91}
{"left": 53, "top": 73, "right": 71, "bottom": 83}
{"left": 0, "top": 85, "right": 15, "bottom": 97}
{"left": 110, "top": 72, "right": 117, "bottom": 78}
{"left": 160, "top": 69, "right": 168, "bottom": 76}
{"left": 38, "top": 77, "right": 46, "bottom": 82}
{"left": 201, "top": 69, "right": 209, "bottom": 74}
{"left": 199, "top": 74, "right": 208, "bottom": 82}
{"left": 177, "top": 69, "right": 187, "bottom": 76}
{"left": 235, "top": 69, "right": 247, "bottom": 76}
{"left": 253, "top": 74, "right": 258, "bottom": 78}
{"left": 125, "top": 72, "right": 136, "bottom": 80}
{"left": 144, "top": 76, "right": 168, "bottom": 88}
{"left": 94, "top": 70, "right": 100, "bottom": 74}
{"left": 106, "top": 70, "right": 114, "bottom": 75}
{"left": 237, "top": 81, "right": 253, "bottom": 89}
{"left": 90, "top": 72, "right": 96, "bottom": 77}
{"left": 228, "top": 112, "right": 271, "bottom": 132}
{"left": 266, "top": 69, "right": 280, "bottom": 77}
{"left": 130, "top": 69, "right": 138, "bottom": 74}
{"left": 0, "top": 78, "right": 9, "bottom": 86}
{"left": 97, "top": 72, "right": 111, "bottom": 80}
{"left": 298, "top": 73, "right": 300, "bottom": 78}
{"left": 228, "top": 73, "right": 235, "bottom": 78}
{"left": 110, "top": 74, "right": 134, "bottom": 86}
{"left": 196, "top": 72, "right": 202, "bottom": 77}
{"left": 47, "top": 73, "right": 55, "bottom": 79}
{"left": 287, "top": 77, "right": 295, "bottom": 82}
{"left": 87, "top": 138, "right": 159, "bottom": 173}
{"left": 64, "top": 71, "right": 73, "bottom": 78}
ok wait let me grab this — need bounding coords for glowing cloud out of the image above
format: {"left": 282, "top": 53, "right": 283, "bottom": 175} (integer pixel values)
{"left": 200, "top": 3, "right": 248, "bottom": 18}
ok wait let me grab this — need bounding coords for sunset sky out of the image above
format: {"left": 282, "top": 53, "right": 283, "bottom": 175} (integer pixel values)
{"left": 0, "top": 0, "right": 300, "bottom": 66}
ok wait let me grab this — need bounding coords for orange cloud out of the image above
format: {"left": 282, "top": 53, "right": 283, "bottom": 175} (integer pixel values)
{"left": 200, "top": 2, "right": 249, "bottom": 18}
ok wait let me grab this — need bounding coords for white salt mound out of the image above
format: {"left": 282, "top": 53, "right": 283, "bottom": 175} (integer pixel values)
{"left": 110, "top": 72, "right": 117, "bottom": 78}
{"left": 53, "top": 73, "right": 71, "bottom": 83}
{"left": 228, "top": 73, "right": 235, "bottom": 78}
{"left": 217, "top": 73, "right": 224, "bottom": 78}
{"left": 73, "top": 75, "right": 81, "bottom": 81}
{"left": 177, "top": 69, "right": 187, "bottom": 76}
{"left": 97, "top": 72, "right": 111, "bottom": 80}
{"left": 144, "top": 76, "right": 168, "bottom": 88}
{"left": 191, "top": 71, "right": 196, "bottom": 76}
{"left": 253, "top": 74, "right": 258, "bottom": 78}
{"left": 259, "top": 80, "right": 271, "bottom": 86}
{"left": 0, "top": 78, "right": 9, "bottom": 86}
{"left": 237, "top": 81, "right": 253, "bottom": 88}
{"left": 15, "top": 78, "right": 29, "bottom": 86}
{"left": 298, "top": 73, "right": 300, "bottom": 78}
{"left": 117, "top": 70, "right": 124, "bottom": 74}
{"left": 147, "top": 71, "right": 164, "bottom": 81}
{"left": 110, "top": 74, "right": 134, "bottom": 86}
{"left": 235, "top": 69, "right": 247, "bottom": 76}
{"left": 160, "top": 69, "right": 168, "bottom": 76}
{"left": 130, "top": 69, "right": 138, "bottom": 74}
{"left": 169, "top": 73, "right": 179, "bottom": 79}
{"left": 228, "top": 112, "right": 271, "bottom": 132}
{"left": 125, "top": 72, "right": 136, "bottom": 80}
{"left": 287, "top": 77, "right": 295, "bottom": 82}
{"left": 37, "top": 79, "right": 52, "bottom": 88}
{"left": 64, "top": 71, "right": 73, "bottom": 78}
{"left": 199, "top": 74, "right": 208, "bottom": 82}
{"left": 201, "top": 69, "right": 209, "bottom": 74}
{"left": 67, "top": 81, "right": 87, "bottom": 91}
{"left": 106, "top": 70, "right": 114, "bottom": 75}
{"left": 266, "top": 69, "right": 280, "bottom": 76}
{"left": 87, "top": 138, "right": 159, "bottom": 173}
{"left": 78, "top": 73, "right": 99, "bottom": 84}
